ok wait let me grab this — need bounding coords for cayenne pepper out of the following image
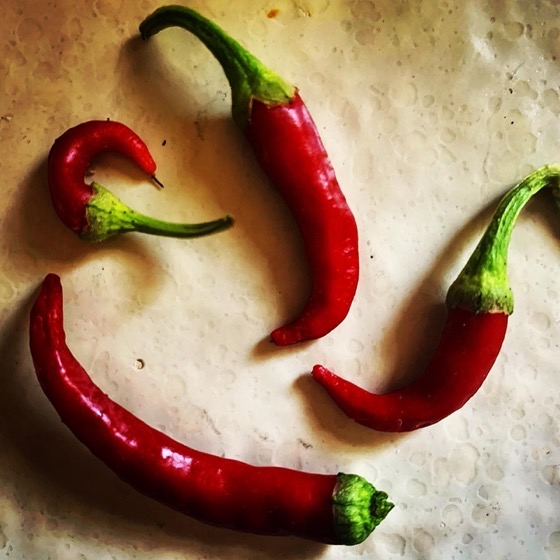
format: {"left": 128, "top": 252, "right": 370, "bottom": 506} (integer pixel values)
{"left": 139, "top": 6, "right": 359, "bottom": 346}
{"left": 48, "top": 120, "right": 233, "bottom": 242}
{"left": 312, "top": 165, "right": 560, "bottom": 431}
{"left": 29, "top": 273, "right": 393, "bottom": 545}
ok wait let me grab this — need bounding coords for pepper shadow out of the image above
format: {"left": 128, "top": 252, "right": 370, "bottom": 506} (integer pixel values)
{"left": 523, "top": 188, "right": 560, "bottom": 250}
{"left": 4, "top": 154, "right": 169, "bottom": 301}
{"left": 301, "top": 183, "right": 560, "bottom": 444}
{"left": 0, "top": 289, "right": 325, "bottom": 558}
{"left": 377, "top": 185, "right": 560, "bottom": 395}
{"left": 118, "top": 36, "right": 312, "bottom": 356}
{"left": 298, "top": 192, "right": 504, "bottom": 445}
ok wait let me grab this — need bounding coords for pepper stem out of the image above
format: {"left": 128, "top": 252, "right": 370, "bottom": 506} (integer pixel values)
{"left": 84, "top": 182, "right": 233, "bottom": 242}
{"left": 139, "top": 5, "right": 296, "bottom": 128}
{"left": 447, "top": 164, "right": 560, "bottom": 314}
{"left": 332, "top": 473, "right": 394, "bottom": 545}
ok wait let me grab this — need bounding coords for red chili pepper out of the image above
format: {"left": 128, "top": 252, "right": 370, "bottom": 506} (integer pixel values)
{"left": 139, "top": 7, "right": 359, "bottom": 346}
{"left": 29, "top": 273, "right": 393, "bottom": 545}
{"left": 48, "top": 120, "right": 233, "bottom": 242}
{"left": 312, "top": 165, "right": 560, "bottom": 431}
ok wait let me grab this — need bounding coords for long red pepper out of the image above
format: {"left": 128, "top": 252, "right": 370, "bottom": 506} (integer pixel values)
{"left": 48, "top": 120, "right": 233, "bottom": 241}
{"left": 313, "top": 165, "right": 560, "bottom": 431}
{"left": 29, "top": 273, "right": 393, "bottom": 545}
{"left": 139, "top": 7, "right": 359, "bottom": 346}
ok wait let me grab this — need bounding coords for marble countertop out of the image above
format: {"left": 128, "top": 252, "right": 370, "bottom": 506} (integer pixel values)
{"left": 1, "top": 0, "right": 559, "bottom": 558}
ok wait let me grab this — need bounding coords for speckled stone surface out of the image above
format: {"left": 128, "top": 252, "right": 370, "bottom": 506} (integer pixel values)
{"left": 1, "top": 0, "right": 560, "bottom": 558}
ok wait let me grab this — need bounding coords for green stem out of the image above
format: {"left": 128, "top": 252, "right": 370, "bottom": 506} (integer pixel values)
{"left": 333, "top": 473, "right": 394, "bottom": 545}
{"left": 447, "top": 164, "right": 560, "bottom": 314}
{"left": 84, "top": 182, "right": 233, "bottom": 242}
{"left": 139, "top": 5, "right": 296, "bottom": 128}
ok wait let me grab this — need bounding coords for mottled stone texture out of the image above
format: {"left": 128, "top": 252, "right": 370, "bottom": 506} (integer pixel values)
{"left": 0, "top": 0, "right": 559, "bottom": 559}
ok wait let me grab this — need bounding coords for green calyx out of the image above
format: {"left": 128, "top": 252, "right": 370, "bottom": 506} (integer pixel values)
{"left": 139, "top": 5, "right": 296, "bottom": 128}
{"left": 333, "top": 473, "right": 394, "bottom": 545}
{"left": 83, "top": 182, "right": 233, "bottom": 242}
{"left": 447, "top": 164, "right": 560, "bottom": 314}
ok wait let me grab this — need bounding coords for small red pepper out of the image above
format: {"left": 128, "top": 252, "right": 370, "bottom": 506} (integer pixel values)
{"left": 139, "top": 7, "right": 359, "bottom": 346}
{"left": 312, "top": 165, "right": 560, "bottom": 431}
{"left": 29, "top": 273, "right": 393, "bottom": 545}
{"left": 48, "top": 120, "right": 233, "bottom": 242}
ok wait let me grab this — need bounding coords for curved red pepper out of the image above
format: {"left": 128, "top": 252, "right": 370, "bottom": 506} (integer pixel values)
{"left": 29, "top": 273, "right": 393, "bottom": 545}
{"left": 313, "top": 309, "right": 508, "bottom": 431}
{"left": 247, "top": 95, "right": 359, "bottom": 344}
{"left": 139, "top": 7, "right": 359, "bottom": 346}
{"left": 48, "top": 120, "right": 233, "bottom": 241}
{"left": 312, "top": 165, "right": 560, "bottom": 431}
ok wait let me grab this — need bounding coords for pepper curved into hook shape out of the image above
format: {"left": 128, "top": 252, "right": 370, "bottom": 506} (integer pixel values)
{"left": 139, "top": 6, "right": 359, "bottom": 346}
{"left": 29, "top": 273, "right": 393, "bottom": 545}
{"left": 47, "top": 120, "right": 233, "bottom": 242}
{"left": 312, "top": 165, "right": 560, "bottom": 432}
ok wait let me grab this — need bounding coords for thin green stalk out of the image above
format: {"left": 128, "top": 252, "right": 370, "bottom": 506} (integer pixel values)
{"left": 84, "top": 182, "right": 233, "bottom": 242}
{"left": 447, "top": 164, "right": 560, "bottom": 313}
{"left": 139, "top": 5, "right": 295, "bottom": 127}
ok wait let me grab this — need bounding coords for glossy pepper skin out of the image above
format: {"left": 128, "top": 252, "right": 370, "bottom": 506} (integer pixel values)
{"left": 313, "top": 310, "right": 508, "bottom": 431}
{"left": 48, "top": 120, "right": 233, "bottom": 241}
{"left": 313, "top": 165, "right": 560, "bottom": 432}
{"left": 139, "top": 6, "right": 359, "bottom": 346}
{"left": 29, "top": 274, "right": 393, "bottom": 545}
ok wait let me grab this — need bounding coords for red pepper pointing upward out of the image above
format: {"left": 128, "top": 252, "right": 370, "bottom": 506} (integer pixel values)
{"left": 139, "top": 6, "right": 359, "bottom": 346}
{"left": 29, "top": 274, "right": 393, "bottom": 545}
{"left": 48, "top": 120, "right": 233, "bottom": 242}
{"left": 313, "top": 165, "right": 560, "bottom": 431}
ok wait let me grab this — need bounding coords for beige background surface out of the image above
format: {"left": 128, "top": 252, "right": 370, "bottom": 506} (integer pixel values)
{"left": 1, "top": 0, "right": 560, "bottom": 558}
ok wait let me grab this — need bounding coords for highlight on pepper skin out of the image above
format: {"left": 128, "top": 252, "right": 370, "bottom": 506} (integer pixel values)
{"left": 29, "top": 273, "right": 393, "bottom": 545}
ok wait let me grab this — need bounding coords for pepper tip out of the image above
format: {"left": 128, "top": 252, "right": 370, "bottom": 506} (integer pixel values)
{"left": 311, "top": 364, "right": 331, "bottom": 384}
{"left": 151, "top": 175, "right": 165, "bottom": 189}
